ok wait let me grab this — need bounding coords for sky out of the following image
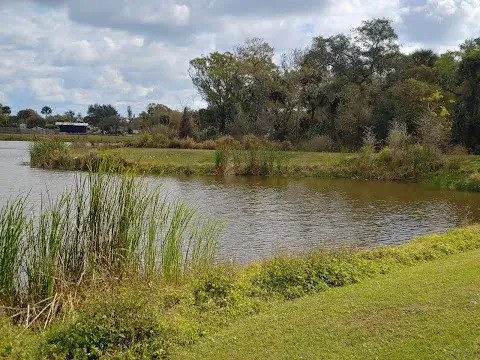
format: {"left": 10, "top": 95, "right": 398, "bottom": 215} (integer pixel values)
{"left": 0, "top": 0, "right": 479, "bottom": 116}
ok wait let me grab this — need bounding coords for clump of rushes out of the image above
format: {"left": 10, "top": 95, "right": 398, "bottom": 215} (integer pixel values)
{"left": 29, "top": 139, "right": 68, "bottom": 168}
{"left": 215, "top": 147, "right": 290, "bottom": 176}
{"left": 0, "top": 161, "right": 222, "bottom": 326}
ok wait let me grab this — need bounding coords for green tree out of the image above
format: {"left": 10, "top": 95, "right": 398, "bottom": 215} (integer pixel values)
{"left": 41, "top": 106, "right": 52, "bottom": 118}
{"left": 0, "top": 105, "right": 11, "bottom": 127}
{"left": 179, "top": 107, "right": 195, "bottom": 138}
{"left": 189, "top": 52, "right": 241, "bottom": 133}
{"left": 98, "top": 116, "right": 124, "bottom": 133}
{"left": 234, "top": 38, "right": 277, "bottom": 136}
{"left": 453, "top": 42, "right": 480, "bottom": 152}
{"left": 85, "top": 104, "right": 119, "bottom": 127}
{"left": 1, "top": 106, "right": 11, "bottom": 115}
{"left": 354, "top": 18, "right": 399, "bottom": 83}
{"left": 410, "top": 49, "right": 439, "bottom": 67}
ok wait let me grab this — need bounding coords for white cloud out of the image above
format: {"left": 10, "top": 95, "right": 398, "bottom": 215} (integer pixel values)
{"left": 30, "top": 78, "right": 66, "bottom": 102}
{"left": 0, "top": 0, "right": 479, "bottom": 115}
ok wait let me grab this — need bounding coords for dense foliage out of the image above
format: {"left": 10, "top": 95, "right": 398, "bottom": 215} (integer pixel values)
{"left": 189, "top": 19, "right": 480, "bottom": 152}
{"left": 2, "top": 18, "right": 480, "bottom": 152}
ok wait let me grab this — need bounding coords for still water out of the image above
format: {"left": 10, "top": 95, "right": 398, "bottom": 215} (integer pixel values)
{"left": 1, "top": 141, "right": 480, "bottom": 263}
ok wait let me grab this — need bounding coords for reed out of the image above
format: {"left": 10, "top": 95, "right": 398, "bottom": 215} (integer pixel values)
{"left": 29, "top": 139, "right": 67, "bottom": 168}
{"left": 215, "top": 148, "right": 290, "bottom": 175}
{"left": 0, "top": 163, "right": 222, "bottom": 323}
{"left": 0, "top": 198, "right": 26, "bottom": 304}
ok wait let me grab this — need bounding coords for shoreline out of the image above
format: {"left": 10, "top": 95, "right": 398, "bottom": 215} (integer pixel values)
{"left": 2, "top": 225, "right": 480, "bottom": 358}
{"left": 30, "top": 144, "right": 480, "bottom": 193}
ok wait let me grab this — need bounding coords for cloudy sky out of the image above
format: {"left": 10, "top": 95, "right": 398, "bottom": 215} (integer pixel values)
{"left": 1, "top": 0, "right": 479, "bottom": 116}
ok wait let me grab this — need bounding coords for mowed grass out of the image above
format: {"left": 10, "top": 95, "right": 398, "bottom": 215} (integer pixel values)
{"left": 106, "top": 147, "right": 216, "bottom": 166}
{"left": 105, "top": 147, "right": 355, "bottom": 167}
{"left": 106, "top": 147, "right": 480, "bottom": 170}
{"left": 179, "top": 248, "right": 480, "bottom": 360}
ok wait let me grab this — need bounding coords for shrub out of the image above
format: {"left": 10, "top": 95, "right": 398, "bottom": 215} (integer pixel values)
{"left": 254, "top": 256, "right": 328, "bottom": 299}
{"left": 300, "top": 135, "right": 335, "bottom": 152}
{"left": 40, "top": 287, "right": 172, "bottom": 359}
{"left": 447, "top": 145, "right": 469, "bottom": 155}
{"left": 151, "top": 132, "right": 170, "bottom": 148}
{"left": 241, "top": 134, "right": 265, "bottom": 150}
{"left": 469, "top": 172, "right": 480, "bottom": 182}
{"left": 215, "top": 136, "right": 242, "bottom": 150}
{"left": 193, "top": 267, "right": 237, "bottom": 309}
{"left": 416, "top": 114, "right": 450, "bottom": 149}
{"left": 136, "top": 133, "right": 153, "bottom": 147}
{"left": 362, "top": 126, "right": 377, "bottom": 149}
{"left": 387, "top": 121, "right": 411, "bottom": 150}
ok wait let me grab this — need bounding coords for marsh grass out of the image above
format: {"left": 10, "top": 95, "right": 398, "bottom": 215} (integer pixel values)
{"left": 29, "top": 139, "right": 68, "bottom": 168}
{"left": 215, "top": 148, "right": 290, "bottom": 175}
{"left": 0, "top": 199, "right": 26, "bottom": 304}
{"left": 0, "top": 163, "right": 222, "bottom": 325}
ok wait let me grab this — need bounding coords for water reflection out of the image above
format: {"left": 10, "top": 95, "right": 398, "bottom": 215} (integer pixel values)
{"left": 1, "top": 141, "right": 479, "bottom": 263}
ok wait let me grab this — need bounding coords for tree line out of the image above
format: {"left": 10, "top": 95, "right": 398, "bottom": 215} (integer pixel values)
{"left": 1, "top": 18, "right": 479, "bottom": 152}
{"left": 189, "top": 18, "right": 480, "bottom": 152}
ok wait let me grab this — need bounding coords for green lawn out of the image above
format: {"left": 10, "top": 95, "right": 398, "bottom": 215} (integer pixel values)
{"left": 106, "top": 147, "right": 355, "bottom": 167}
{"left": 106, "top": 147, "right": 216, "bottom": 166}
{"left": 178, "top": 248, "right": 480, "bottom": 360}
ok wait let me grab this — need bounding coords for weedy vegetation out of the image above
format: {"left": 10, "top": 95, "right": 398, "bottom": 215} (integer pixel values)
{"left": 0, "top": 162, "right": 222, "bottom": 328}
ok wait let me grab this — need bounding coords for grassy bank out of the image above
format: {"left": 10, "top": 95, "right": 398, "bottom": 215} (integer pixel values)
{"left": 180, "top": 247, "right": 480, "bottom": 360}
{"left": 31, "top": 140, "right": 480, "bottom": 192}
{"left": 1, "top": 224, "right": 480, "bottom": 359}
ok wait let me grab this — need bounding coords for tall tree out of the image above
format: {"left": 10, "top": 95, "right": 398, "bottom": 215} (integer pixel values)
{"left": 85, "top": 104, "right": 119, "bottom": 127}
{"left": 189, "top": 52, "right": 241, "bottom": 133}
{"left": 179, "top": 107, "right": 194, "bottom": 138}
{"left": 1, "top": 106, "right": 11, "bottom": 115}
{"left": 453, "top": 40, "right": 480, "bottom": 152}
{"left": 41, "top": 106, "right": 52, "bottom": 118}
{"left": 234, "top": 38, "right": 277, "bottom": 135}
{"left": 410, "top": 49, "right": 439, "bottom": 67}
{"left": 354, "top": 18, "right": 399, "bottom": 83}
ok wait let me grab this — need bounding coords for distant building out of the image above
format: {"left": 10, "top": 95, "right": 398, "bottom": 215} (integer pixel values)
{"left": 55, "top": 122, "right": 88, "bottom": 134}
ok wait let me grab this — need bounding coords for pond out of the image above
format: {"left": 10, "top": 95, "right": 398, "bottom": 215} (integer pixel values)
{"left": 1, "top": 141, "right": 480, "bottom": 263}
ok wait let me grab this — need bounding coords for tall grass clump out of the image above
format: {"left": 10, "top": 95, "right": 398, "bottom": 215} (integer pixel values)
{"left": 0, "top": 199, "right": 26, "bottom": 304}
{"left": 30, "top": 139, "right": 68, "bottom": 168}
{"left": 0, "top": 163, "right": 222, "bottom": 324}
{"left": 215, "top": 144, "right": 290, "bottom": 176}
{"left": 354, "top": 122, "right": 443, "bottom": 180}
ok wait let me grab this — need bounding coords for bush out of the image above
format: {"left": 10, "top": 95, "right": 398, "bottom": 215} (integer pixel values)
{"left": 447, "top": 145, "right": 469, "bottom": 155}
{"left": 300, "top": 135, "right": 335, "bottom": 152}
{"left": 241, "top": 135, "right": 265, "bottom": 150}
{"left": 151, "top": 132, "right": 170, "bottom": 148}
{"left": 215, "top": 136, "right": 242, "bottom": 150}
{"left": 136, "top": 132, "right": 153, "bottom": 147}
{"left": 193, "top": 268, "right": 237, "bottom": 309}
{"left": 387, "top": 121, "right": 411, "bottom": 150}
{"left": 254, "top": 256, "right": 328, "bottom": 299}
{"left": 40, "top": 286, "right": 172, "bottom": 359}
{"left": 416, "top": 114, "right": 450, "bottom": 149}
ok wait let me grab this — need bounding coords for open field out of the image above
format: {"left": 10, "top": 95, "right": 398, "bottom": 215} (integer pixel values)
{"left": 180, "top": 248, "right": 480, "bottom": 360}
